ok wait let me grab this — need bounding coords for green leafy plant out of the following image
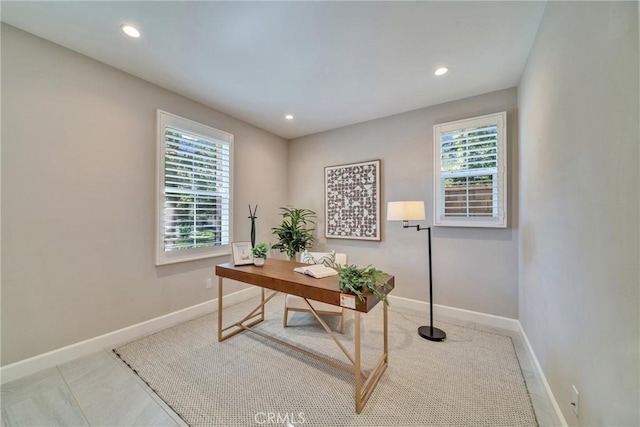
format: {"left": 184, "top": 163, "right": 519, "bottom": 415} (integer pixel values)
{"left": 271, "top": 206, "right": 316, "bottom": 261}
{"left": 251, "top": 242, "right": 269, "bottom": 258}
{"left": 336, "top": 264, "right": 392, "bottom": 306}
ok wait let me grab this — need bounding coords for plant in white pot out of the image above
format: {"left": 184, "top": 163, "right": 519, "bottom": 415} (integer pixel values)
{"left": 251, "top": 242, "right": 269, "bottom": 266}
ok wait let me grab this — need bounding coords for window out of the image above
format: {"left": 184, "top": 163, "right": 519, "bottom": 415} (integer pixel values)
{"left": 156, "top": 110, "right": 232, "bottom": 265}
{"left": 433, "top": 112, "right": 507, "bottom": 228}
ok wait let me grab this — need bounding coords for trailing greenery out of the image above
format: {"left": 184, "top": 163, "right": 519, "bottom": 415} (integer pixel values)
{"left": 271, "top": 206, "right": 316, "bottom": 261}
{"left": 336, "top": 264, "right": 392, "bottom": 306}
{"left": 251, "top": 242, "right": 269, "bottom": 258}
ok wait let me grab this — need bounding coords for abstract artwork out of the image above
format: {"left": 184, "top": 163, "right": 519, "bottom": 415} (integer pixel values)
{"left": 325, "top": 159, "right": 381, "bottom": 240}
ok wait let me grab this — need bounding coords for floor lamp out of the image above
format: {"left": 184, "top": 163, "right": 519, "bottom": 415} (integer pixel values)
{"left": 387, "top": 201, "right": 446, "bottom": 342}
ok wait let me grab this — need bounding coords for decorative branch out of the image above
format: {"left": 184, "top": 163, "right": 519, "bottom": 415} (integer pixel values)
{"left": 248, "top": 204, "right": 258, "bottom": 247}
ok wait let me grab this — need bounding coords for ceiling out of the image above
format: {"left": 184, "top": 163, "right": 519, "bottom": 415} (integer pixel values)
{"left": 1, "top": 1, "right": 546, "bottom": 140}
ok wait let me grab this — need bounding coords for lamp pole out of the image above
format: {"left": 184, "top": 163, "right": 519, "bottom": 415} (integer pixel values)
{"left": 403, "top": 221, "right": 446, "bottom": 342}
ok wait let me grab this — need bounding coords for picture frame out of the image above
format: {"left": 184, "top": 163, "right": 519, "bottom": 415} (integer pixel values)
{"left": 325, "top": 159, "right": 381, "bottom": 241}
{"left": 231, "top": 241, "right": 254, "bottom": 265}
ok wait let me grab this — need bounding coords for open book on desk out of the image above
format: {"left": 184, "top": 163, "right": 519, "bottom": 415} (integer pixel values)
{"left": 293, "top": 264, "right": 338, "bottom": 279}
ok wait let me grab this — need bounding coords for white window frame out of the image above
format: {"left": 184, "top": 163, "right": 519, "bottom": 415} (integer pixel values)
{"left": 433, "top": 111, "right": 507, "bottom": 228}
{"left": 156, "top": 110, "right": 233, "bottom": 265}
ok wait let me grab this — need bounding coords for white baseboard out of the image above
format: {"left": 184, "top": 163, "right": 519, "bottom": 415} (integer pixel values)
{"left": 517, "top": 322, "right": 568, "bottom": 426}
{"left": 387, "top": 294, "right": 521, "bottom": 331}
{"left": 0, "top": 286, "right": 261, "bottom": 384}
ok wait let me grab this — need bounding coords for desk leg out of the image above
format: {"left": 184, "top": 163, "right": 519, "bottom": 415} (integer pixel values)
{"left": 217, "top": 277, "right": 223, "bottom": 342}
{"left": 384, "top": 303, "right": 388, "bottom": 361}
{"left": 354, "top": 311, "right": 362, "bottom": 413}
{"left": 354, "top": 305, "right": 389, "bottom": 414}
{"left": 218, "top": 280, "right": 274, "bottom": 342}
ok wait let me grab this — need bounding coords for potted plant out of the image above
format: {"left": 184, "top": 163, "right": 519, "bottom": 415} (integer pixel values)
{"left": 336, "top": 264, "right": 392, "bottom": 306}
{"left": 271, "top": 206, "right": 316, "bottom": 261}
{"left": 251, "top": 242, "right": 269, "bottom": 266}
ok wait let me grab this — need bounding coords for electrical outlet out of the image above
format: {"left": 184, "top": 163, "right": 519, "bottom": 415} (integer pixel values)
{"left": 205, "top": 278, "right": 212, "bottom": 289}
{"left": 571, "top": 385, "right": 579, "bottom": 417}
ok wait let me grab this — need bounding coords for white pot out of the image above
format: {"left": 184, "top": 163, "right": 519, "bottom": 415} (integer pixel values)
{"left": 254, "top": 257, "right": 265, "bottom": 266}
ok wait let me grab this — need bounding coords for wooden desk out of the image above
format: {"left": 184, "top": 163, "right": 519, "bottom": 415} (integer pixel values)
{"left": 215, "top": 258, "right": 394, "bottom": 413}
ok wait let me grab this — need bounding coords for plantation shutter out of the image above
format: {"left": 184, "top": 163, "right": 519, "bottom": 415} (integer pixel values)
{"left": 433, "top": 112, "right": 507, "bottom": 228}
{"left": 157, "top": 111, "right": 233, "bottom": 265}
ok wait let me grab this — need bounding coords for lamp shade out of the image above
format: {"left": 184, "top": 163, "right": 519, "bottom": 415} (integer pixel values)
{"left": 386, "top": 201, "right": 426, "bottom": 221}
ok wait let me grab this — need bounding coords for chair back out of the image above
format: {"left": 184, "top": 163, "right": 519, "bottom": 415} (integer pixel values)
{"left": 301, "top": 251, "right": 348, "bottom": 267}
{"left": 334, "top": 253, "right": 348, "bottom": 266}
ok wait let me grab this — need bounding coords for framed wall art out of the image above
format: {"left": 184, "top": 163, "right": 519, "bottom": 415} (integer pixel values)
{"left": 325, "top": 159, "right": 381, "bottom": 241}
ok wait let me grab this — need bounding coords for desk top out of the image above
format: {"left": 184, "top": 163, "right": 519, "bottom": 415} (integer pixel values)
{"left": 216, "top": 258, "right": 394, "bottom": 313}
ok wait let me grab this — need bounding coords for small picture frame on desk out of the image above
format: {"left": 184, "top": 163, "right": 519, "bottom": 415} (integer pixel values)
{"left": 232, "top": 242, "right": 253, "bottom": 265}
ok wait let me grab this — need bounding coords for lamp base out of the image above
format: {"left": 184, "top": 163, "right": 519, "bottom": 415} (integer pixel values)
{"left": 418, "top": 326, "right": 446, "bottom": 342}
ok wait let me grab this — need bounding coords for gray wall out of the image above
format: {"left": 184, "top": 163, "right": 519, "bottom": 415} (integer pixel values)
{"left": 289, "top": 88, "right": 519, "bottom": 318}
{"left": 518, "top": 2, "right": 639, "bottom": 426}
{"left": 1, "top": 25, "right": 289, "bottom": 365}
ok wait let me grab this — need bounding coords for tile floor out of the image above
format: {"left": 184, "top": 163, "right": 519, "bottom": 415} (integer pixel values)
{"left": 1, "top": 303, "right": 562, "bottom": 427}
{"left": 1, "top": 350, "right": 186, "bottom": 427}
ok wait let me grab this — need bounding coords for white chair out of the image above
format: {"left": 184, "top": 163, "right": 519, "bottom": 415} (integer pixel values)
{"left": 284, "top": 251, "right": 348, "bottom": 333}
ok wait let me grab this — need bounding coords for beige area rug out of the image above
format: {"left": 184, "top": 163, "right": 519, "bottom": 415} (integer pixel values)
{"left": 114, "top": 294, "right": 537, "bottom": 427}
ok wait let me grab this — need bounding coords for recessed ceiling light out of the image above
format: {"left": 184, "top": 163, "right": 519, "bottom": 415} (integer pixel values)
{"left": 122, "top": 25, "right": 141, "bottom": 38}
{"left": 285, "top": 115, "right": 294, "bottom": 120}
{"left": 434, "top": 67, "right": 448, "bottom": 76}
